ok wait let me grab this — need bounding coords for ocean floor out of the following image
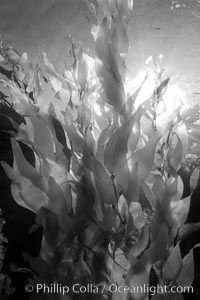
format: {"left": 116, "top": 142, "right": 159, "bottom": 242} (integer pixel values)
{"left": 0, "top": 0, "right": 200, "bottom": 106}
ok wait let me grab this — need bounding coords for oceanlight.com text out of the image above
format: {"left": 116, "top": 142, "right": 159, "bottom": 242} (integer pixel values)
{"left": 25, "top": 283, "right": 194, "bottom": 296}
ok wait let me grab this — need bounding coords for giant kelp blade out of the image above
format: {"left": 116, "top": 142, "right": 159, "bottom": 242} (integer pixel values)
{"left": 177, "top": 248, "right": 195, "bottom": 287}
{"left": 1, "top": 160, "right": 48, "bottom": 212}
{"left": 190, "top": 166, "right": 200, "bottom": 194}
{"left": 93, "top": 158, "right": 117, "bottom": 205}
{"left": 10, "top": 138, "right": 47, "bottom": 191}
{"left": 48, "top": 176, "right": 70, "bottom": 232}
{"left": 37, "top": 207, "right": 61, "bottom": 254}
{"left": 129, "top": 225, "right": 149, "bottom": 257}
{"left": 63, "top": 108, "right": 84, "bottom": 152}
{"left": 163, "top": 244, "right": 182, "bottom": 283}
{"left": 126, "top": 163, "right": 139, "bottom": 203}
{"left": 31, "top": 116, "right": 54, "bottom": 160}
{"left": 104, "top": 110, "right": 140, "bottom": 174}
{"left": 150, "top": 218, "right": 169, "bottom": 264}
{"left": 132, "top": 133, "right": 160, "bottom": 185}
{"left": 83, "top": 145, "right": 117, "bottom": 205}
{"left": 96, "top": 63, "right": 125, "bottom": 112}
{"left": 125, "top": 258, "right": 148, "bottom": 300}
{"left": 95, "top": 17, "right": 125, "bottom": 111}
{"left": 170, "top": 196, "right": 191, "bottom": 229}
{"left": 96, "top": 124, "right": 114, "bottom": 163}
{"left": 178, "top": 222, "right": 200, "bottom": 241}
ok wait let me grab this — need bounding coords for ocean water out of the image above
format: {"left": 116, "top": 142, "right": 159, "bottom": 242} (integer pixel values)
{"left": 0, "top": 0, "right": 200, "bottom": 105}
